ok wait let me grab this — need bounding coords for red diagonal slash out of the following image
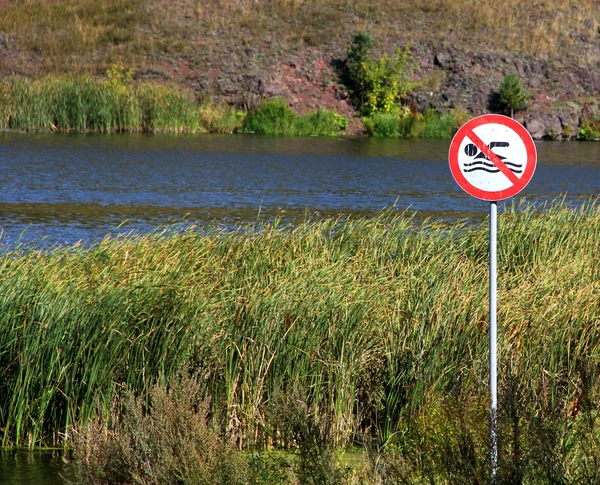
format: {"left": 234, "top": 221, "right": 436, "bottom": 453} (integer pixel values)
{"left": 464, "top": 128, "right": 520, "bottom": 186}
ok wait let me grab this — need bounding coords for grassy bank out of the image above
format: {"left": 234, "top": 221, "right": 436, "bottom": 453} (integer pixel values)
{"left": 363, "top": 108, "right": 469, "bottom": 138}
{"left": 0, "top": 201, "right": 599, "bottom": 455}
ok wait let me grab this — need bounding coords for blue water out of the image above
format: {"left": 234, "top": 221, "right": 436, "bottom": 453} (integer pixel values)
{"left": 0, "top": 133, "right": 597, "bottom": 249}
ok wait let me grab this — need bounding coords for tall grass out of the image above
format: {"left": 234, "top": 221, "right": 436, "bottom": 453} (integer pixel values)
{"left": 1, "top": 76, "right": 206, "bottom": 133}
{"left": 363, "top": 108, "right": 469, "bottom": 139}
{"left": 0, "top": 201, "right": 599, "bottom": 450}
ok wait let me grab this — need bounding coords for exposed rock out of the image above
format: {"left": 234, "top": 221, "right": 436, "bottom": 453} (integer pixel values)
{"left": 558, "top": 109, "right": 580, "bottom": 139}
{"left": 217, "top": 79, "right": 239, "bottom": 96}
{"left": 264, "top": 84, "right": 285, "bottom": 97}
{"left": 336, "top": 89, "right": 349, "bottom": 100}
{"left": 524, "top": 112, "right": 563, "bottom": 139}
{"left": 434, "top": 49, "right": 454, "bottom": 70}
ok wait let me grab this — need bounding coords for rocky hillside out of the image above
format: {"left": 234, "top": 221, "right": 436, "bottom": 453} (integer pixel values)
{"left": 0, "top": 0, "right": 599, "bottom": 138}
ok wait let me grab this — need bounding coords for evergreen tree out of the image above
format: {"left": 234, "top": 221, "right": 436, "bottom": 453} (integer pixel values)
{"left": 499, "top": 73, "right": 531, "bottom": 118}
{"left": 346, "top": 31, "right": 373, "bottom": 108}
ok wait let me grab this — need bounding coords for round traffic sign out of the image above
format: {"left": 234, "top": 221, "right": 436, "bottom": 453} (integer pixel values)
{"left": 449, "top": 114, "right": 537, "bottom": 201}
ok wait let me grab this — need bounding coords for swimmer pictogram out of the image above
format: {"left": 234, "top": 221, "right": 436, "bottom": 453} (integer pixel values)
{"left": 448, "top": 114, "right": 536, "bottom": 201}
{"left": 462, "top": 141, "right": 524, "bottom": 174}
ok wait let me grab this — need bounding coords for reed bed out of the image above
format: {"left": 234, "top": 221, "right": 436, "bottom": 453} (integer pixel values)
{"left": 0, "top": 201, "right": 599, "bottom": 449}
{"left": 0, "top": 77, "right": 205, "bottom": 134}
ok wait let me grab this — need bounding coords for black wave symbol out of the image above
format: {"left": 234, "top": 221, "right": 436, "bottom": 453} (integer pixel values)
{"left": 464, "top": 166, "right": 524, "bottom": 174}
{"left": 463, "top": 160, "right": 523, "bottom": 174}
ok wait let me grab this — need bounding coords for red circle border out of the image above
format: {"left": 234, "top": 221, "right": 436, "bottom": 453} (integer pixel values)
{"left": 448, "top": 114, "right": 537, "bottom": 201}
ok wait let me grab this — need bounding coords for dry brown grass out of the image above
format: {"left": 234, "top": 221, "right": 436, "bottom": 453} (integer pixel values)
{"left": 0, "top": 0, "right": 146, "bottom": 73}
{"left": 184, "top": 0, "right": 599, "bottom": 56}
{"left": 0, "top": 0, "right": 597, "bottom": 77}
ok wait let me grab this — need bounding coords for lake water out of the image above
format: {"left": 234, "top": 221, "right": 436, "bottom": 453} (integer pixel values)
{"left": 0, "top": 132, "right": 598, "bottom": 249}
{"left": 0, "top": 451, "right": 76, "bottom": 485}
{"left": 0, "top": 133, "right": 598, "bottom": 484}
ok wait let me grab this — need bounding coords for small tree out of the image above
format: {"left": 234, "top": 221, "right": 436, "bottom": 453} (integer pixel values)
{"left": 346, "top": 30, "right": 374, "bottom": 109}
{"left": 499, "top": 73, "right": 530, "bottom": 118}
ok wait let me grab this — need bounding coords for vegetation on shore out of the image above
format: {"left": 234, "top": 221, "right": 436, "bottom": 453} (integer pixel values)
{"left": 0, "top": 72, "right": 471, "bottom": 137}
{"left": 0, "top": 201, "right": 599, "bottom": 482}
{"left": 0, "top": 72, "right": 470, "bottom": 138}
{"left": 0, "top": 75, "right": 350, "bottom": 135}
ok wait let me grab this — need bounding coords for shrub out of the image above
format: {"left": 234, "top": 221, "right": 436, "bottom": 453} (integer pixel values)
{"left": 71, "top": 375, "right": 246, "bottom": 485}
{"left": 199, "top": 102, "right": 244, "bottom": 133}
{"left": 363, "top": 108, "right": 466, "bottom": 138}
{"left": 344, "top": 33, "right": 419, "bottom": 116}
{"left": 299, "top": 108, "right": 348, "bottom": 136}
{"left": 363, "top": 112, "right": 399, "bottom": 137}
{"left": 360, "top": 47, "right": 420, "bottom": 116}
{"left": 269, "top": 392, "right": 352, "bottom": 485}
{"left": 106, "top": 62, "right": 134, "bottom": 87}
{"left": 418, "top": 109, "right": 461, "bottom": 138}
{"left": 577, "top": 117, "right": 600, "bottom": 140}
{"left": 243, "top": 98, "right": 347, "bottom": 136}
{"left": 366, "top": 364, "right": 600, "bottom": 485}
{"left": 242, "top": 98, "right": 297, "bottom": 135}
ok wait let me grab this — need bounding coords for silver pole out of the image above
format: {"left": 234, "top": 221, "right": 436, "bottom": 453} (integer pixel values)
{"left": 490, "top": 201, "right": 498, "bottom": 481}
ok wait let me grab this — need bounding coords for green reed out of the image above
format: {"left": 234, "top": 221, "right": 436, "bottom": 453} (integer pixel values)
{"left": 0, "top": 201, "right": 598, "bottom": 449}
{"left": 0, "top": 77, "right": 207, "bottom": 134}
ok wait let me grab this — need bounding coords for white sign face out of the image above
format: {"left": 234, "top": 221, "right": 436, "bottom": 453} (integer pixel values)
{"left": 457, "top": 123, "right": 529, "bottom": 192}
{"left": 449, "top": 114, "right": 537, "bottom": 201}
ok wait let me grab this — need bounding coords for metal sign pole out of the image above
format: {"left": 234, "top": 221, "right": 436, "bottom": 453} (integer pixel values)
{"left": 449, "top": 115, "right": 536, "bottom": 483}
{"left": 489, "top": 201, "right": 498, "bottom": 481}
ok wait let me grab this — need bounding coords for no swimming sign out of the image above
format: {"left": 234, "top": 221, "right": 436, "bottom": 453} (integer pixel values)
{"left": 449, "top": 114, "right": 537, "bottom": 201}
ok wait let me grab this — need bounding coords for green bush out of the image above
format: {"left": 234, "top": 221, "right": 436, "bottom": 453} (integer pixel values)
{"left": 363, "top": 108, "right": 467, "bottom": 138}
{"left": 299, "top": 108, "right": 348, "bottom": 136}
{"left": 360, "top": 47, "right": 420, "bottom": 116}
{"left": 346, "top": 31, "right": 374, "bottom": 110}
{"left": 418, "top": 109, "right": 461, "bottom": 138}
{"left": 577, "top": 117, "right": 600, "bottom": 140}
{"left": 242, "top": 98, "right": 347, "bottom": 136}
{"left": 370, "top": 364, "right": 600, "bottom": 485}
{"left": 242, "top": 98, "right": 296, "bottom": 135}
{"left": 344, "top": 33, "right": 419, "bottom": 116}
{"left": 71, "top": 375, "right": 247, "bottom": 485}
